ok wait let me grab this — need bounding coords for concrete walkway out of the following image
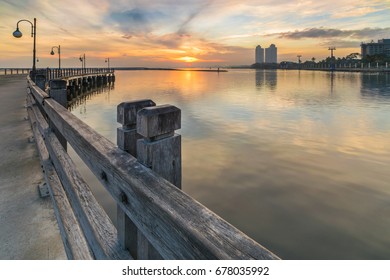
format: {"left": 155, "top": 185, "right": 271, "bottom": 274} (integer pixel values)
{"left": 0, "top": 75, "right": 66, "bottom": 259}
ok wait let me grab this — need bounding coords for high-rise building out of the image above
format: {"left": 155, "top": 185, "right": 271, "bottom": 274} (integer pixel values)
{"left": 255, "top": 45, "right": 264, "bottom": 64}
{"left": 265, "top": 44, "right": 277, "bottom": 63}
{"left": 361, "top": 39, "right": 390, "bottom": 58}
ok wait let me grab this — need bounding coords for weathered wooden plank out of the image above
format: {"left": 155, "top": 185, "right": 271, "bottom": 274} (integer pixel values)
{"left": 28, "top": 91, "right": 131, "bottom": 260}
{"left": 28, "top": 76, "right": 279, "bottom": 260}
{"left": 26, "top": 94, "right": 94, "bottom": 260}
{"left": 28, "top": 92, "right": 131, "bottom": 260}
{"left": 28, "top": 79, "right": 49, "bottom": 105}
{"left": 45, "top": 131, "right": 132, "bottom": 260}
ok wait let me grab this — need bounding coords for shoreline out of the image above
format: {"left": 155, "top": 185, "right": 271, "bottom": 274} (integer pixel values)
{"left": 113, "top": 67, "right": 228, "bottom": 72}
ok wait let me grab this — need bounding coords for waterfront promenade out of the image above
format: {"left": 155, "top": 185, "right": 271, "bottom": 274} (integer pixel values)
{"left": 0, "top": 75, "right": 65, "bottom": 259}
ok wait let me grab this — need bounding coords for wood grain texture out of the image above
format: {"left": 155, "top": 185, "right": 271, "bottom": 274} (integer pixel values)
{"left": 117, "top": 100, "right": 156, "bottom": 128}
{"left": 27, "top": 93, "right": 94, "bottom": 260}
{"left": 116, "top": 100, "right": 156, "bottom": 259}
{"left": 137, "top": 134, "right": 182, "bottom": 188}
{"left": 28, "top": 91, "right": 131, "bottom": 260}
{"left": 45, "top": 132, "right": 132, "bottom": 260}
{"left": 28, "top": 78, "right": 279, "bottom": 260}
{"left": 137, "top": 105, "right": 181, "bottom": 138}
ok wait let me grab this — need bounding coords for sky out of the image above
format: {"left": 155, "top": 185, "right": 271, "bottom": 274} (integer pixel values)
{"left": 0, "top": 0, "right": 389, "bottom": 68}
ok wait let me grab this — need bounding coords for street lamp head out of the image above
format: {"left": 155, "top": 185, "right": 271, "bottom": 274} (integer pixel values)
{"left": 50, "top": 50, "right": 55, "bottom": 55}
{"left": 13, "top": 28, "right": 23, "bottom": 38}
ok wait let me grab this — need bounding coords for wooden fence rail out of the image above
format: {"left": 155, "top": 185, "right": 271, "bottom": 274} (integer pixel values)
{"left": 0, "top": 68, "right": 30, "bottom": 75}
{"left": 26, "top": 73, "right": 279, "bottom": 260}
{"left": 41, "top": 67, "right": 114, "bottom": 80}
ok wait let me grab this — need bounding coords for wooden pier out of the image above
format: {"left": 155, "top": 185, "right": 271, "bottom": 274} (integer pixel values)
{"left": 25, "top": 69, "right": 279, "bottom": 260}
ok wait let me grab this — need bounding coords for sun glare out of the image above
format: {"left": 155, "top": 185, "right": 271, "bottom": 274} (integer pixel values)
{"left": 177, "top": 56, "right": 199, "bottom": 63}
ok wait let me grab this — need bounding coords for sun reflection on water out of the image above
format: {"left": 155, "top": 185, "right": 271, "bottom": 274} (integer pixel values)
{"left": 69, "top": 69, "right": 390, "bottom": 259}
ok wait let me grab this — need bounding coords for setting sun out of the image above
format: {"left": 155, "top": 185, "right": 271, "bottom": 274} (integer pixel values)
{"left": 0, "top": 0, "right": 389, "bottom": 68}
{"left": 177, "top": 56, "right": 199, "bottom": 63}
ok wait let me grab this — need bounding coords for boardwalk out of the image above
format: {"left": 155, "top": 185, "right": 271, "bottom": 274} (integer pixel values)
{"left": 0, "top": 75, "right": 66, "bottom": 259}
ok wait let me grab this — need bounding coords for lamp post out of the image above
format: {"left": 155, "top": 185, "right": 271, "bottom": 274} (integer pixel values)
{"left": 50, "top": 45, "right": 61, "bottom": 70}
{"left": 297, "top": 55, "right": 302, "bottom": 69}
{"left": 79, "top": 54, "right": 86, "bottom": 70}
{"left": 105, "top": 57, "right": 110, "bottom": 71}
{"left": 328, "top": 47, "right": 336, "bottom": 70}
{"left": 13, "top": 17, "right": 37, "bottom": 73}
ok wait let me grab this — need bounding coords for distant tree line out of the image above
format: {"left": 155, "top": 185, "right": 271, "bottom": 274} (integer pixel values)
{"left": 251, "top": 63, "right": 278, "bottom": 69}
{"left": 314, "top": 52, "right": 390, "bottom": 65}
{"left": 250, "top": 52, "right": 390, "bottom": 69}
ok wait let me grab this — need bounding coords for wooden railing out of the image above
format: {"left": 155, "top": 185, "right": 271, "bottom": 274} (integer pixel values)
{"left": 33, "top": 67, "right": 114, "bottom": 80}
{"left": 0, "top": 68, "right": 30, "bottom": 75}
{"left": 26, "top": 73, "right": 279, "bottom": 260}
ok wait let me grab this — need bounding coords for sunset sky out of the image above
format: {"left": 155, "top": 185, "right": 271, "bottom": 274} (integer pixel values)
{"left": 0, "top": 0, "right": 389, "bottom": 68}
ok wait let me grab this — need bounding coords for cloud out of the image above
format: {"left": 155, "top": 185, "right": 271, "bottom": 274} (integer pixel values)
{"left": 273, "top": 27, "right": 390, "bottom": 40}
{"left": 177, "top": 0, "right": 214, "bottom": 34}
{"left": 109, "top": 1, "right": 215, "bottom": 38}
{"left": 122, "top": 34, "right": 133, "bottom": 40}
{"left": 109, "top": 8, "right": 166, "bottom": 35}
{"left": 148, "top": 33, "right": 190, "bottom": 49}
{"left": 319, "top": 40, "right": 363, "bottom": 48}
{"left": 332, "top": 7, "right": 380, "bottom": 18}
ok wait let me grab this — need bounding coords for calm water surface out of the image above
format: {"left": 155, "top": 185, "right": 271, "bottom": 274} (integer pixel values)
{"left": 69, "top": 69, "right": 390, "bottom": 259}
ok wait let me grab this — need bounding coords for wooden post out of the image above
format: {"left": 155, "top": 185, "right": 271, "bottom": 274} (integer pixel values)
{"left": 35, "top": 74, "right": 46, "bottom": 90}
{"left": 82, "top": 77, "right": 88, "bottom": 92}
{"left": 87, "top": 76, "right": 93, "bottom": 90}
{"left": 117, "top": 100, "right": 156, "bottom": 155}
{"left": 116, "top": 100, "right": 156, "bottom": 259}
{"left": 97, "top": 75, "right": 102, "bottom": 86}
{"left": 137, "top": 105, "right": 182, "bottom": 188}
{"left": 135, "top": 104, "right": 181, "bottom": 259}
{"left": 69, "top": 80, "right": 76, "bottom": 99}
{"left": 49, "top": 79, "right": 68, "bottom": 150}
{"left": 77, "top": 78, "right": 82, "bottom": 94}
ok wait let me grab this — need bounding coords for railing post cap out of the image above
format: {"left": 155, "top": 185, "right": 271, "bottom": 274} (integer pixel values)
{"left": 117, "top": 99, "right": 156, "bottom": 126}
{"left": 137, "top": 104, "right": 181, "bottom": 138}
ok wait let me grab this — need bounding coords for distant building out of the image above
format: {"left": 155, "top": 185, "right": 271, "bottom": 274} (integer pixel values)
{"left": 255, "top": 45, "right": 264, "bottom": 64}
{"left": 361, "top": 39, "right": 390, "bottom": 58}
{"left": 265, "top": 44, "right": 277, "bottom": 63}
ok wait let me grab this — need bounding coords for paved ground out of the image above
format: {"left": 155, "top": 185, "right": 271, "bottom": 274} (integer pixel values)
{"left": 0, "top": 75, "right": 66, "bottom": 259}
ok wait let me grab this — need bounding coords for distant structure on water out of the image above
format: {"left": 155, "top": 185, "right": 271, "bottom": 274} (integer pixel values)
{"left": 255, "top": 44, "right": 277, "bottom": 64}
{"left": 361, "top": 39, "right": 390, "bottom": 58}
{"left": 255, "top": 45, "right": 264, "bottom": 64}
{"left": 265, "top": 44, "right": 277, "bottom": 63}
